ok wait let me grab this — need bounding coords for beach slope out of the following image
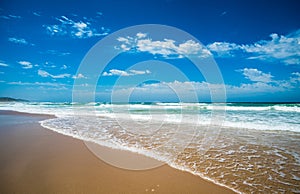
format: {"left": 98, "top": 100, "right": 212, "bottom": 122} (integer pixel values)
{"left": 0, "top": 111, "right": 234, "bottom": 194}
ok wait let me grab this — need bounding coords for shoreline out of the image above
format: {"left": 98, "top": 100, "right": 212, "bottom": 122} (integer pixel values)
{"left": 0, "top": 110, "right": 235, "bottom": 194}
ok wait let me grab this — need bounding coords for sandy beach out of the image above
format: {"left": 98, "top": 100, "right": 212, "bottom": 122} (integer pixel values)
{"left": 0, "top": 110, "right": 234, "bottom": 194}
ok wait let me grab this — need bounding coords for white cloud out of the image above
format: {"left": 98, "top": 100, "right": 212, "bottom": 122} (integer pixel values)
{"left": 207, "top": 42, "right": 240, "bottom": 57}
{"left": 136, "top": 32, "right": 147, "bottom": 39}
{"left": 207, "top": 29, "right": 300, "bottom": 65}
{"left": 220, "top": 11, "right": 227, "bottom": 16}
{"left": 38, "top": 70, "right": 51, "bottom": 77}
{"left": 32, "top": 12, "right": 41, "bottom": 16}
{"left": 96, "top": 12, "right": 103, "bottom": 16}
{"left": 109, "top": 68, "right": 300, "bottom": 101}
{"left": 290, "top": 72, "right": 300, "bottom": 84}
{"left": 116, "top": 33, "right": 212, "bottom": 58}
{"left": 61, "top": 64, "right": 68, "bottom": 69}
{"left": 129, "top": 69, "right": 151, "bottom": 75}
{"left": 241, "top": 31, "right": 300, "bottom": 65}
{"left": 0, "top": 62, "right": 9, "bottom": 67}
{"left": 103, "top": 69, "right": 131, "bottom": 76}
{"left": 18, "top": 61, "right": 33, "bottom": 69}
{"left": 238, "top": 68, "right": 273, "bottom": 83}
{"left": 8, "top": 81, "right": 67, "bottom": 87}
{"left": 102, "top": 69, "right": 151, "bottom": 77}
{"left": 38, "top": 69, "right": 70, "bottom": 79}
{"left": 0, "top": 16, "right": 9, "bottom": 19}
{"left": 111, "top": 76, "right": 297, "bottom": 102}
{"left": 73, "top": 73, "right": 86, "bottom": 79}
{"left": 0, "top": 14, "right": 21, "bottom": 20}
{"left": 44, "top": 15, "right": 109, "bottom": 39}
{"left": 292, "top": 72, "right": 300, "bottom": 77}
{"left": 227, "top": 82, "right": 286, "bottom": 94}
{"left": 43, "top": 49, "right": 70, "bottom": 56}
{"left": 8, "top": 14, "right": 21, "bottom": 19}
{"left": 8, "top": 37, "right": 32, "bottom": 45}
{"left": 117, "top": 37, "right": 130, "bottom": 44}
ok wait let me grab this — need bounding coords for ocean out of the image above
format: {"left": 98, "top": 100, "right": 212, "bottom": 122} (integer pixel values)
{"left": 0, "top": 102, "right": 299, "bottom": 193}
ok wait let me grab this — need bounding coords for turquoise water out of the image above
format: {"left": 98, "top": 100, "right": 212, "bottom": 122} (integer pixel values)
{"left": 0, "top": 102, "right": 299, "bottom": 131}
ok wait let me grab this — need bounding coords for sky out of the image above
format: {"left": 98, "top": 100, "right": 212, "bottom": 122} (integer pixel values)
{"left": 0, "top": 0, "right": 299, "bottom": 102}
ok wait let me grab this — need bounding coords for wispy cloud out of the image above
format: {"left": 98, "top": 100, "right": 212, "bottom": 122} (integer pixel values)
{"left": 38, "top": 69, "right": 70, "bottom": 79}
{"left": 0, "top": 14, "right": 21, "bottom": 20}
{"left": 110, "top": 68, "right": 299, "bottom": 101}
{"left": 207, "top": 29, "right": 300, "bottom": 65}
{"left": 18, "top": 61, "right": 33, "bottom": 69}
{"left": 112, "top": 78, "right": 296, "bottom": 101}
{"left": 43, "top": 61, "right": 56, "bottom": 68}
{"left": 207, "top": 42, "right": 240, "bottom": 57}
{"left": 0, "top": 62, "right": 9, "bottom": 67}
{"left": 61, "top": 64, "right": 68, "bottom": 70}
{"left": 116, "top": 33, "right": 212, "bottom": 58}
{"left": 96, "top": 11, "right": 103, "bottom": 16}
{"left": 102, "top": 69, "right": 151, "bottom": 76}
{"left": 41, "top": 49, "right": 71, "bottom": 56}
{"left": 44, "top": 15, "right": 109, "bottom": 39}
{"left": 72, "top": 73, "right": 86, "bottom": 79}
{"left": 8, "top": 81, "right": 70, "bottom": 91}
{"left": 8, "top": 37, "right": 33, "bottom": 46}
{"left": 32, "top": 12, "right": 41, "bottom": 17}
{"left": 220, "top": 11, "right": 227, "bottom": 16}
{"left": 242, "top": 31, "right": 300, "bottom": 65}
{"left": 8, "top": 81, "right": 67, "bottom": 87}
{"left": 238, "top": 68, "right": 273, "bottom": 83}
{"left": 290, "top": 72, "right": 300, "bottom": 84}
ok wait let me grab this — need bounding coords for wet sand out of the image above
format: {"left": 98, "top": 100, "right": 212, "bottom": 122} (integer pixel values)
{"left": 0, "top": 111, "right": 234, "bottom": 194}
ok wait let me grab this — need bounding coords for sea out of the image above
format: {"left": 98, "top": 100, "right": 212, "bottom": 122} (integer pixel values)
{"left": 0, "top": 102, "right": 299, "bottom": 193}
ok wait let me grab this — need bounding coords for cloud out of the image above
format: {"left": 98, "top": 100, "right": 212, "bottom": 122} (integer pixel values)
{"left": 61, "top": 64, "right": 68, "bottom": 70}
{"left": 103, "top": 69, "right": 131, "bottom": 76}
{"left": 238, "top": 68, "right": 273, "bottom": 83}
{"left": 129, "top": 69, "right": 151, "bottom": 75}
{"left": 290, "top": 72, "right": 300, "bottom": 84}
{"left": 8, "top": 81, "right": 70, "bottom": 92}
{"left": 42, "top": 49, "right": 71, "bottom": 56}
{"left": 0, "top": 62, "right": 9, "bottom": 67}
{"left": 44, "top": 15, "right": 109, "bottom": 39}
{"left": 102, "top": 69, "right": 151, "bottom": 77}
{"left": 220, "top": 11, "right": 227, "bottom": 16}
{"left": 111, "top": 76, "right": 297, "bottom": 102}
{"left": 207, "top": 29, "right": 300, "bottom": 65}
{"left": 136, "top": 32, "right": 147, "bottom": 39}
{"left": 8, "top": 81, "right": 67, "bottom": 87}
{"left": 18, "top": 61, "right": 33, "bottom": 69}
{"left": 207, "top": 42, "right": 240, "bottom": 57}
{"left": 42, "top": 61, "right": 56, "bottom": 68}
{"left": 109, "top": 68, "right": 300, "bottom": 102}
{"left": 0, "top": 14, "right": 21, "bottom": 20}
{"left": 38, "top": 69, "right": 70, "bottom": 79}
{"left": 242, "top": 31, "right": 300, "bottom": 65}
{"left": 32, "top": 12, "right": 41, "bottom": 16}
{"left": 8, "top": 37, "right": 33, "bottom": 46}
{"left": 116, "top": 33, "right": 212, "bottom": 58}
{"left": 73, "top": 73, "right": 86, "bottom": 79}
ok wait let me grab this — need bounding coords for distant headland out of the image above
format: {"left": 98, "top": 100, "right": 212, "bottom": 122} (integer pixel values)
{"left": 0, "top": 97, "right": 29, "bottom": 102}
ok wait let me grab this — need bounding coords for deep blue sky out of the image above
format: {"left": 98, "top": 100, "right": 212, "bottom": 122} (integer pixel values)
{"left": 0, "top": 0, "right": 299, "bottom": 102}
